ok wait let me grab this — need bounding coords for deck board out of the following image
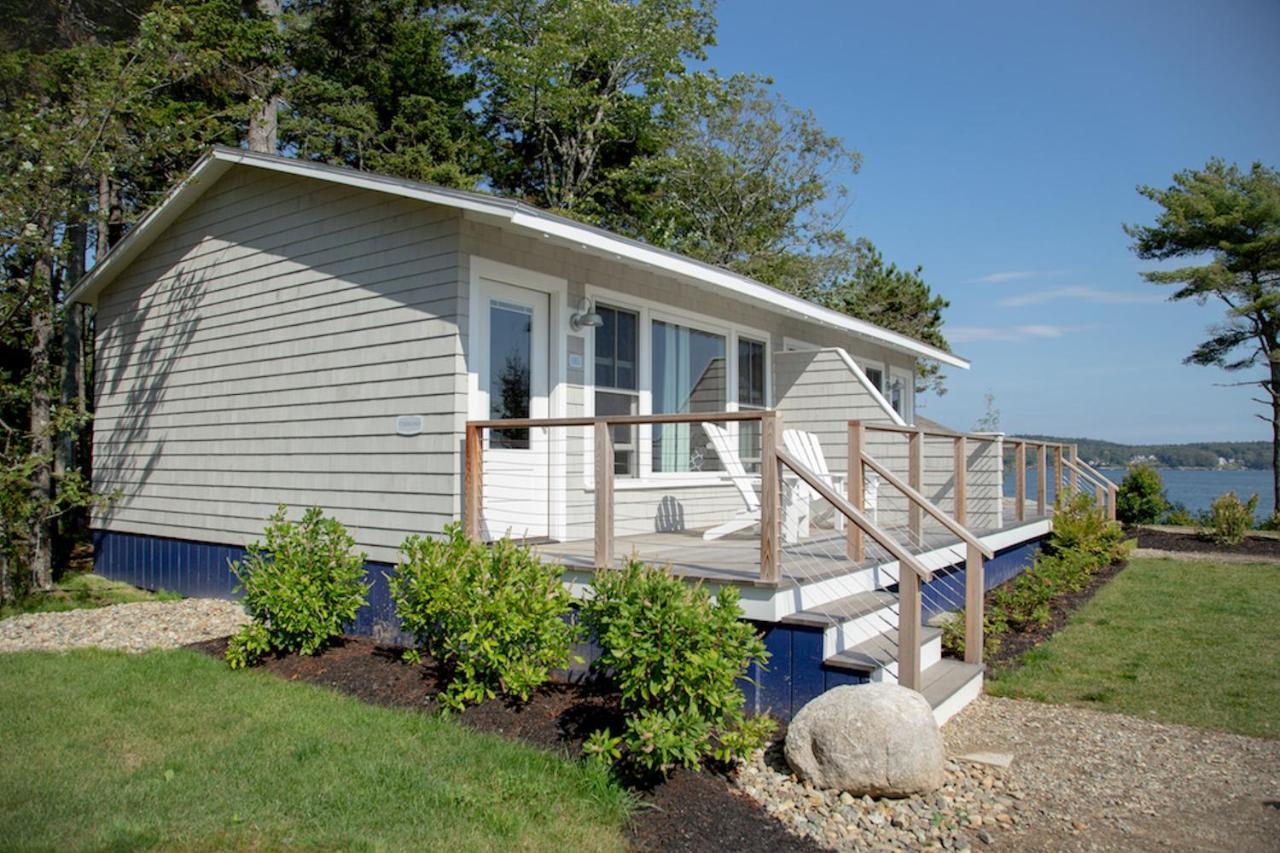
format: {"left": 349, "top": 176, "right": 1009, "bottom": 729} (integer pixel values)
{"left": 535, "top": 498, "right": 1052, "bottom": 588}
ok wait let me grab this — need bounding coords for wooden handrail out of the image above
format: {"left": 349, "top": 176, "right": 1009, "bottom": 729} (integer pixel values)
{"left": 1076, "top": 458, "right": 1119, "bottom": 522}
{"left": 466, "top": 411, "right": 764, "bottom": 430}
{"left": 775, "top": 446, "right": 933, "bottom": 582}
{"left": 863, "top": 422, "right": 1001, "bottom": 443}
{"left": 858, "top": 452, "right": 995, "bottom": 559}
{"left": 1062, "top": 457, "right": 1110, "bottom": 492}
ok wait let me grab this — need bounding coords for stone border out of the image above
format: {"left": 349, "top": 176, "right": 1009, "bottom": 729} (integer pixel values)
{"left": 1131, "top": 547, "right": 1280, "bottom": 565}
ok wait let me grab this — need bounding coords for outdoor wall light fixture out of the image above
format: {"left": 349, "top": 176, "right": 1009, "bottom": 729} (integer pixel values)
{"left": 570, "top": 297, "right": 603, "bottom": 331}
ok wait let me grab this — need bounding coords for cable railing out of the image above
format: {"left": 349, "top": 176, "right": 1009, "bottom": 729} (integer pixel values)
{"left": 464, "top": 409, "right": 961, "bottom": 691}
{"left": 849, "top": 422, "right": 994, "bottom": 674}
{"left": 1004, "top": 437, "right": 1118, "bottom": 521}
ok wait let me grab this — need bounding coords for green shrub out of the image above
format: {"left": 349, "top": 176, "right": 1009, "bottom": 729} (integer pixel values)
{"left": 226, "top": 622, "right": 272, "bottom": 670}
{"left": 390, "top": 523, "right": 576, "bottom": 712}
{"left": 226, "top": 505, "right": 369, "bottom": 669}
{"left": 1162, "top": 502, "right": 1201, "bottom": 527}
{"left": 579, "top": 561, "right": 774, "bottom": 774}
{"left": 977, "top": 493, "right": 1126, "bottom": 652}
{"left": 1116, "top": 463, "right": 1168, "bottom": 525}
{"left": 1049, "top": 493, "right": 1128, "bottom": 565}
{"left": 1257, "top": 512, "right": 1280, "bottom": 532}
{"left": 1204, "top": 492, "right": 1258, "bottom": 546}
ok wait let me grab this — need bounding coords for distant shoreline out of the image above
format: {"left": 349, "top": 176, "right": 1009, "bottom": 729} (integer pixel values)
{"left": 1022, "top": 435, "right": 1272, "bottom": 471}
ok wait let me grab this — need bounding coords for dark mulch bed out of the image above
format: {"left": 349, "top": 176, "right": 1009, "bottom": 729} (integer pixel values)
{"left": 188, "top": 637, "right": 815, "bottom": 853}
{"left": 979, "top": 557, "right": 1130, "bottom": 673}
{"left": 1135, "top": 527, "right": 1280, "bottom": 559}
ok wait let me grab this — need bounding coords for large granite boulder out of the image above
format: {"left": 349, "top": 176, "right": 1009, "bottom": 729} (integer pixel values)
{"left": 784, "top": 683, "right": 944, "bottom": 797}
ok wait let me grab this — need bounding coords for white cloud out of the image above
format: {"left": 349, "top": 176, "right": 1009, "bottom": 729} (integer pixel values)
{"left": 967, "top": 270, "right": 1067, "bottom": 284}
{"left": 998, "top": 286, "right": 1165, "bottom": 307}
{"left": 948, "top": 324, "right": 1091, "bottom": 343}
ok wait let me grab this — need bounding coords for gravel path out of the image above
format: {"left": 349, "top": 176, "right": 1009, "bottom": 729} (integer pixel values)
{"left": 736, "top": 742, "right": 1022, "bottom": 850}
{"left": 0, "top": 599, "right": 248, "bottom": 653}
{"left": 736, "top": 695, "right": 1280, "bottom": 851}
{"left": 944, "top": 696, "right": 1280, "bottom": 851}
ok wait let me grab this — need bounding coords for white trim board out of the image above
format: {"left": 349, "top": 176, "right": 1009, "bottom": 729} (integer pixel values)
{"left": 69, "top": 147, "right": 969, "bottom": 370}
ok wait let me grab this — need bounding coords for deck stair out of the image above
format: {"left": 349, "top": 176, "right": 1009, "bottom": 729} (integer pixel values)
{"left": 784, "top": 587, "right": 984, "bottom": 725}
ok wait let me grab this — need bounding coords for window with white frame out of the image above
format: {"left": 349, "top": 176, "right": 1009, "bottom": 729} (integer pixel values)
{"left": 888, "top": 368, "right": 911, "bottom": 422}
{"left": 737, "top": 337, "right": 767, "bottom": 472}
{"left": 593, "top": 304, "right": 640, "bottom": 476}
{"left": 862, "top": 364, "right": 884, "bottom": 395}
{"left": 652, "top": 319, "right": 727, "bottom": 472}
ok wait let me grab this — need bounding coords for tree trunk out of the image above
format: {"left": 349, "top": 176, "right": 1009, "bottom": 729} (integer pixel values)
{"left": 56, "top": 223, "right": 88, "bottom": 565}
{"left": 29, "top": 245, "right": 56, "bottom": 592}
{"left": 58, "top": 223, "right": 86, "bottom": 477}
{"left": 107, "top": 181, "right": 124, "bottom": 249}
{"left": 0, "top": 552, "right": 12, "bottom": 605}
{"left": 247, "top": 0, "right": 282, "bottom": 154}
{"left": 97, "top": 172, "right": 110, "bottom": 258}
{"left": 1272, "top": 358, "right": 1280, "bottom": 519}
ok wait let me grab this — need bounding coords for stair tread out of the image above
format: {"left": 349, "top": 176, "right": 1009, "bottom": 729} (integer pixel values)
{"left": 919, "top": 659, "right": 984, "bottom": 710}
{"left": 782, "top": 589, "right": 897, "bottom": 628}
{"left": 823, "top": 625, "right": 943, "bottom": 672}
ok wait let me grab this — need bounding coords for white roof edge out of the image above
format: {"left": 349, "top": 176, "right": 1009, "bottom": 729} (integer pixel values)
{"left": 829, "top": 348, "right": 908, "bottom": 427}
{"left": 68, "top": 146, "right": 970, "bottom": 369}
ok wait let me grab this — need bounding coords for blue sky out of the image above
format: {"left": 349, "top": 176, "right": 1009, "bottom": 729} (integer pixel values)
{"left": 707, "top": 0, "right": 1279, "bottom": 442}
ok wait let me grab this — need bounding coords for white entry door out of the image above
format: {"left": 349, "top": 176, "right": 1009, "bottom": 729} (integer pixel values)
{"left": 478, "top": 278, "right": 550, "bottom": 540}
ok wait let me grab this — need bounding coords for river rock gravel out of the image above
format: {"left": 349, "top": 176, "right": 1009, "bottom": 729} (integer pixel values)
{"left": 944, "top": 695, "right": 1280, "bottom": 851}
{"left": 0, "top": 599, "right": 248, "bottom": 653}
{"left": 736, "top": 736, "right": 1024, "bottom": 851}
{"left": 737, "top": 694, "right": 1280, "bottom": 852}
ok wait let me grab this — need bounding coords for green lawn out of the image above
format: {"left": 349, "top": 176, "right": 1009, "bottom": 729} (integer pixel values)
{"left": 0, "top": 650, "right": 629, "bottom": 851}
{"left": 989, "top": 557, "right": 1280, "bottom": 739}
{"left": 1, "top": 571, "right": 180, "bottom": 619}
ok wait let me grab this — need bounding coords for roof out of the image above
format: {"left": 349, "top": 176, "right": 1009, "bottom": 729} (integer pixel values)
{"left": 68, "top": 146, "right": 969, "bottom": 369}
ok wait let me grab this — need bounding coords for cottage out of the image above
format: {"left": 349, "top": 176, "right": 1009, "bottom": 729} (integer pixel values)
{"left": 70, "top": 147, "right": 1094, "bottom": 721}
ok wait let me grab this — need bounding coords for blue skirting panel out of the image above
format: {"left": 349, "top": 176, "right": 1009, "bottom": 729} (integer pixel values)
{"left": 94, "top": 527, "right": 1047, "bottom": 719}
{"left": 921, "top": 535, "right": 1048, "bottom": 621}
{"left": 92, "top": 529, "right": 405, "bottom": 641}
{"left": 742, "top": 622, "right": 870, "bottom": 720}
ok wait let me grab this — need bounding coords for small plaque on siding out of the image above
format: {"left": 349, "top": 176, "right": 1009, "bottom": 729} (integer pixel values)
{"left": 396, "top": 415, "right": 424, "bottom": 436}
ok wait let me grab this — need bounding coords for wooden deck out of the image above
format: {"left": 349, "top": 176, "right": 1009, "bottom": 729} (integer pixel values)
{"left": 539, "top": 499, "right": 1052, "bottom": 588}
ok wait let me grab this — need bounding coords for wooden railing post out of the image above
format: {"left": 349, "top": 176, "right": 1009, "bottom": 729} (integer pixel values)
{"left": 964, "top": 542, "right": 984, "bottom": 665}
{"left": 1108, "top": 482, "right": 1118, "bottom": 522}
{"left": 1036, "top": 443, "right": 1047, "bottom": 516}
{"left": 953, "top": 435, "right": 967, "bottom": 526}
{"left": 899, "top": 562, "right": 922, "bottom": 691}
{"left": 594, "top": 421, "right": 614, "bottom": 568}
{"left": 1015, "top": 441, "right": 1026, "bottom": 522}
{"left": 908, "top": 429, "right": 924, "bottom": 540}
{"left": 848, "top": 420, "right": 865, "bottom": 562}
{"left": 759, "top": 412, "right": 782, "bottom": 584}
{"left": 464, "top": 423, "right": 483, "bottom": 541}
{"left": 1053, "top": 445, "right": 1063, "bottom": 504}
{"left": 1095, "top": 481, "right": 1106, "bottom": 513}
{"left": 1067, "top": 444, "right": 1079, "bottom": 495}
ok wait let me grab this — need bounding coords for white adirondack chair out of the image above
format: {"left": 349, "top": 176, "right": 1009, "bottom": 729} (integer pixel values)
{"left": 780, "top": 429, "right": 880, "bottom": 530}
{"left": 782, "top": 430, "right": 847, "bottom": 533}
{"left": 700, "top": 421, "right": 808, "bottom": 542}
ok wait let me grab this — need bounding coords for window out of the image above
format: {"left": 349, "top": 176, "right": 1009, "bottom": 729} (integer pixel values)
{"left": 889, "top": 375, "right": 906, "bottom": 419}
{"left": 594, "top": 305, "right": 639, "bottom": 475}
{"left": 863, "top": 365, "right": 884, "bottom": 394}
{"left": 652, "top": 319, "right": 726, "bottom": 472}
{"left": 489, "top": 300, "right": 533, "bottom": 448}
{"left": 738, "top": 337, "right": 767, "bottom": 471}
